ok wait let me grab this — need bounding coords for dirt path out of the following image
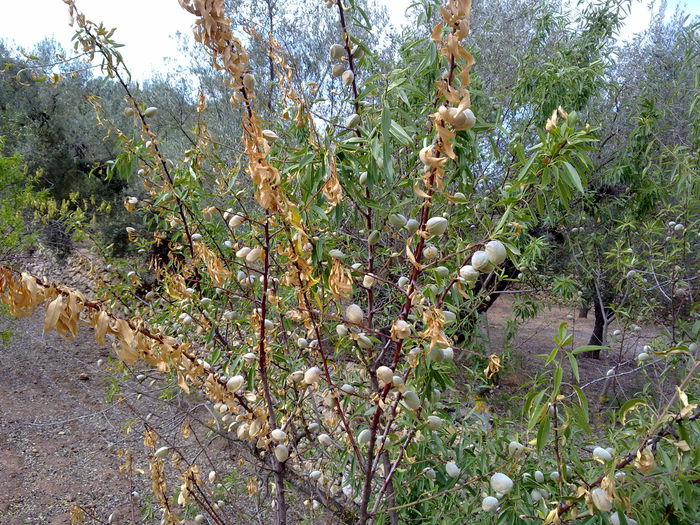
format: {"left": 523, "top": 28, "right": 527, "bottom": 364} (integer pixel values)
{"left": 486, "top": 295, "right": 662, "bottom": 408}
{"left": 0, "top": 310, "right": 148, "bottom": 524}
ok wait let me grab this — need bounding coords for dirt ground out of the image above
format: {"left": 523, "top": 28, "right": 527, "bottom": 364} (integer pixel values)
{"left": 0, "top": 311, "right": 146, "bottom": 524}
{"left": 0, "top": 252, "right": 669, "bottom": 524}
{"left": 485, "top": 294, "right": 666, "bottom": 411}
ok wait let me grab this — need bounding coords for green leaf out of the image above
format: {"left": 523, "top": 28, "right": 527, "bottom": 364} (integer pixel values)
{"left": 563, "top": 161, "right": 585, "bottom": 193}
{"left": 517, "top": 155, "right": 537, "bottom": 182}
{"left": 572, "top": 386, "right": 590, "bottom": 432}
{"left": 572, "top": 345, "right": 604, "bottom": 355}
{"left": 618, "top": 398, "right": 648, "bottom": 425}
{"left": 389, "top": 120, "right": 412, "bottom": 146}
{"left": 544, "top": 346, "right": 559, "bottom": 365}
{"left": 552, "top": 366, "right": 563, "bottom": 397}
{"left": 568, "top": 353, "right": 580, "bottom": 382}
{"left": 528, "top": 391, "right": 548, "bottom": 429}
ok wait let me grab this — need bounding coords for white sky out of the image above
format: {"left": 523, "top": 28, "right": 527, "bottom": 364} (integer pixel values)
{"left": 1, "top": 0, "right": 698, "bottom": 80}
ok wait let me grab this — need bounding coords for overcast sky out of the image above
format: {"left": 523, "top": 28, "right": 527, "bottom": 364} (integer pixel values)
{"left": 1, "top": 0, "right": 698, "bottom": 80}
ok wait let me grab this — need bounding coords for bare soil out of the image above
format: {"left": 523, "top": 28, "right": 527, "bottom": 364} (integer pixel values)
{"left": 485, "top": 295, "right": 665, "bottom": 411}
{"left": 0, "top": 311, "right": 144, "bottom": 524}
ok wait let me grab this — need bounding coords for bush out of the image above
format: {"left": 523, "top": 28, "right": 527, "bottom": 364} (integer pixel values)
{"left": 0, "top": 1, "right": 698, "bottom": 524}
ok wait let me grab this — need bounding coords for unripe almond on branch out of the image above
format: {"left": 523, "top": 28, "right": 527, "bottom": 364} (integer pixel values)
{"left": 485, "top": 240, "right": 507, "bottom": 265}
{"left": 429, "top": 346, "right": 445, "bottom": 362}
{"left": 357, "top": 334, "right": 373, "bottom": 349}
{"left": 310, "top": 470, "right": 322, "bottom": 480}
{"left": 436, "top": 266, "right": 450, "bottom": 278}
{"left": 376, "top": 366, "right": 393, "bottom": 384}
{"left": 368, "top": 230, "right": 381, "bottom": 245}
{"left": 246, "top": 246, "right": 263, "bottom": 262}
{"left": 424, "top": 245, "right": 438, "bottom": 259}
{"left": 123, "top": 107, "right": 134, "bottom": 117}
{"left": 446, "top": 461, "right": 460, "bottom": 478}
{"left": 405, "top": 219, "right": 420, "bottom": 235}
{"left": 389, "top": 213, "right": 407, "bottom": 227}
{"left": 345, "top": 113, "right": 361, "bottom": 129}
{"left": 336, "top": 324, "right": 349, "bottom": 337}
{"left": 304, "top": 366, "right": 322, "bottom": 385}
{"left": 508, "top": 441, "right": 524, "bottom": 456}
{"left": 490, "top": 473, "right": 513, "bottom": 494}
{"left": 143, "top": 107, "right": 158, "bottom": 118}
{"left": 274, "top": 444, "right": 289, "bottom": 462}
{"left": 237, "top": 423, "right": 249, "bottom": 440}
{"left": 249, "top": 419, "right": 262, "bottom": 438}
{"left": 271, "top": 429, "right": 287, "bottom": 442}
{"left": 426, "top": 415, "right": 443, "bottom": 431}
{"left": 329, "top": 44, "right": 345, "bottom": 60}
{"left": 226, "top": 375, "right": 245, "bottom": 392}
{"left": 591, "top": 487, "right": 612, "bottom": 512}
{"left": 471, "top": 250, "right": 491, "bottom": 271}
{"left": 393, "top": 320, "right": 412, "bottom": 339}
{"left": 450, "top": 108, "right": 476, "bottom": 130}
{"left": 402, "top": 390, "right": 421, "bottom": 410}
{"left": 154, "top": 446, "right": 171, "bottom": 459}
{"left": 236, "top": 246, "right": 251, "bottom": 259}
{"left": 362, "top": 274, "right": 375, "bottom": 288}
{"left": 318, "top": 433, "right": 333, "bottom": 446}
{"left": 242, "top": 73, "right": 255, "bottom": 92}
{"left": 345, "top": 304, "right": 364, "bottom": 324}
{"left": 593, "top": 447, "right": 612, "bottom": 462}
{"left": 426, "top": 217, "right": 448, "bottom": 236}
{"left": 262, "top": 130, "right": 279, "bottom": 142}
{"left": 332, "top": 63, "right": 346, "bottom": 77}
{"left": 342, "top": 70, "right": 354, "bottom": 86}
{"left": 358, "top": 429, "right": 371, "bottom": 445}
{"left": 481, "top": 496, "right": 499, "bottom": 512}
{"left": 459, "top": 264, "right": 480, "bottom": 282}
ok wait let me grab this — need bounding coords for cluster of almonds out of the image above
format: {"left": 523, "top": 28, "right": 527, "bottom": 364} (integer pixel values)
{"left": 459, "top": 240, "right": 507, "bottom": 287}
{"left": 480, "top": 472, "right": 514, "bottom": 512}
{"left": 328, "top": 38, "right": 363, "bottom": 130}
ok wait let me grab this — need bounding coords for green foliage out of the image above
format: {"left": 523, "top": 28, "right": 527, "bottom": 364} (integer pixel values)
{"left": 0, "top": 138, "right": 46, "bottom": 256}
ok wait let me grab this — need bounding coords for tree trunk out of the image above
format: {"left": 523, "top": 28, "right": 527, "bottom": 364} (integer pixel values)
{"left": 582, "top": 300, "right": 614, "bottom": 358}
{"left": 578, "top": 306, "right": 589, "bottom": 318}
{"left": 476, "top": 259, "right": 518, "bottom": 314}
